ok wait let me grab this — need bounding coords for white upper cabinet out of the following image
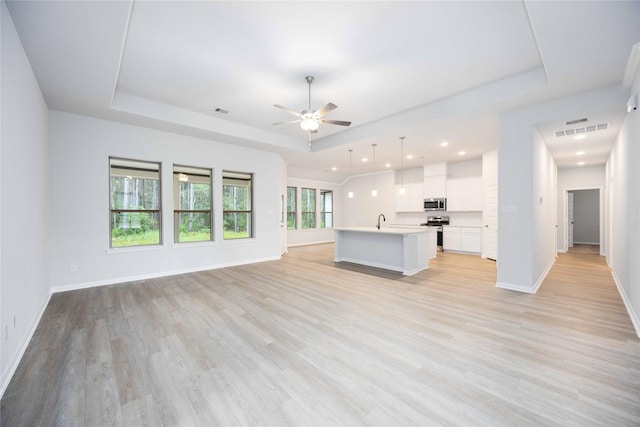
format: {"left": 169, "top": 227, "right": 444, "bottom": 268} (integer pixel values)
{"left": 423, "top": 175, "right": 447, "bottom": 198}
{"left": 423, "top": 163, "right": 447, "bottom": 198}
{"left": 395, "top": 182, "right": 424, "bottom": 212}
{"left": 446, "top": 177, "right": 483, "bottom": 212}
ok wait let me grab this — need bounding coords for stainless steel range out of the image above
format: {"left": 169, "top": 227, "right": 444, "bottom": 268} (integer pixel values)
{"left": 421, "top": 215, "right": 450, "bottom": 252}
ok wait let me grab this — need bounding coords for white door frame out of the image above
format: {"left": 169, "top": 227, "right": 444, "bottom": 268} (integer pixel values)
{"left": 562, "top": 186, "right": 604, "bottom": 255}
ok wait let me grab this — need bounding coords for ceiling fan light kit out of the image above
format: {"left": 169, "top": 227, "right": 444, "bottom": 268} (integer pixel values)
{"left": 273, "top": 75, "right": 351, "bottom": 144}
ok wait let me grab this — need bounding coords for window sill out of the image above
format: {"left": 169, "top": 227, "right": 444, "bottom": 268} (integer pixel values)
{"left": 172, "top": 241, "right": 216, "bottom": 248}
{"left": 107, "top": 244, "right": 166, "bottom": 254}
{"left": 222, "top": 237, "right": 256, "bottom": 244}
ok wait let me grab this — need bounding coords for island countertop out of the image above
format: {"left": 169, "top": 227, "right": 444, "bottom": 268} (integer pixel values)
{"left": 333, "top": 226, "right": 430, "bottom": 235}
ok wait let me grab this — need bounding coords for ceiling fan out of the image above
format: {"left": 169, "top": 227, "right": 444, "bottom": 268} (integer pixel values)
{"left": 273, "top": 76, "right": 351, "bottom": 146}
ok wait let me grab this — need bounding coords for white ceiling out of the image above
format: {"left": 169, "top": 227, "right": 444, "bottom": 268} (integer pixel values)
{"left": 6, "top": 1, "right": 640, "bottom": 181}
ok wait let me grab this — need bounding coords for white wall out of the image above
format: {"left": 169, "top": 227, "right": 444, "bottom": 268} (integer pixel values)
{"left": 556, "top": 165, "right": 605, "bottom": 251}
{"left": 447, "top": 158, "right": 482, "bottom": 178}
{"left": 482, "top": 149, "right": 498, "bottom": 187}
{"left": 1, "top": 1, "right": 50, "bottom": 394}
{"left": 572, "top": 189, "right": 600, "bottom": 244}
{"left": 48, "top": 111, "right": 285, "bottom": 291}
{"left": 286, "top": 177, "right": 341, "bottom": 247}
{"left": 497, "top": 85, "right": 626, "bottom": 292}
{"left": 340, "top": 170, "right": 396, "bottom": 227}
{"left": 532, "top": 128, "right": 558, "bottom": 288}
{"left": 606, "top": 65, "right": 640, "bottom": 336}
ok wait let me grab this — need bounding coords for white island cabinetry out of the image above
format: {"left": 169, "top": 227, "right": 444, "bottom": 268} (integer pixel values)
{"left": 334, "top": 227, "right": 430, "bottom": 275}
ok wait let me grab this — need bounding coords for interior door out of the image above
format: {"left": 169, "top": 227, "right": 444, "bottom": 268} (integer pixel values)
{"left": 484, "top": 184, "right": 498, "bottom": 260}
{"left": 568, "top": 191, "right": 574, "bottom": 249}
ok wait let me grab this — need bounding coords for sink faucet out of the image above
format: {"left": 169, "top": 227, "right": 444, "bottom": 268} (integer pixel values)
{"left": 377, "top": 213, "right": 386, "bottom": 229}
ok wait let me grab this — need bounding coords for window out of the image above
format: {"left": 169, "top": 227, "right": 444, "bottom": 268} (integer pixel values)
{"left": 223, "top": 171, "right": 253, "bottom": 239}
{"left": 174, "top": 165, "right": 212, "bottom": 243}
{"left": 301, "top": 188, "right": 316, "bottom": 229}
{"left": 109, "top": 158, "right": 161, "bottom": 248}
{"left": 320, "top": 190, "right": 333, "bottom": 228}
{"left": 287, "top": 186, "right": 297, "bottom": 230}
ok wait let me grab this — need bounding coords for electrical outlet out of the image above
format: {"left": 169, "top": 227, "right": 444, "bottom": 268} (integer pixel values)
{"left": 70, "top": 264, "right": 78, "bottom": 273}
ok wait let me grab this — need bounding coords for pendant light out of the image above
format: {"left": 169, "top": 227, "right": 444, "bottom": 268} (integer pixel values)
{"left": 398, "top": 137, "right": 406, "bottom": 195}
{"left": 348, "top": 149, "right": 354, "bottom": 199}
{"left": 371, "top": 143, "right": 378, "bottom": 197}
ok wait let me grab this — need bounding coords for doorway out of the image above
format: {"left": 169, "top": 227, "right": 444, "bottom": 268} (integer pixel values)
{"left": 564, "top": 188, "right": 603, "bottom": 255}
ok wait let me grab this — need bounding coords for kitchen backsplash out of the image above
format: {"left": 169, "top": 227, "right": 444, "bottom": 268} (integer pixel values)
{"left": 396, "top": 211, "right": 483, "bottom": 227}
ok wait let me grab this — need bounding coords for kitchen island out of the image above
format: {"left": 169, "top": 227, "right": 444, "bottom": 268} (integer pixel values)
{"left": 333, "top": 227, "right": 431, "bottom": 275}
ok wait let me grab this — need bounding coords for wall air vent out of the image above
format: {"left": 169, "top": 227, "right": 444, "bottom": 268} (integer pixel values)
{"left": 554, "top": 123, "right": 609, "bottom": 138}
{"left": 566, "top": 117, "right": 588, "bottom": 125}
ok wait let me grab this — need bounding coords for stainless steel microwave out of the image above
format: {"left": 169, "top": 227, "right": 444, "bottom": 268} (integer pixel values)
{"left": 424, "top": 198, "right": 446, "bottom": 211}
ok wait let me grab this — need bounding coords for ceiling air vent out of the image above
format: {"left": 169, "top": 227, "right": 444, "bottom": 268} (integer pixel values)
{"left": 213, "top": 107, "right": 229, "bottom": 114}
{"left": 554, "top": 123, "right": 609, "bottom": 138}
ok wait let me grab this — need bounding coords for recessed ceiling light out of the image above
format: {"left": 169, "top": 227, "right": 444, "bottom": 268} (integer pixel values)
{"left": 458, "top": 151, "right": 466, "bottom": 155}
{"left": 575, "top": 134, "right": 586, "bottom": 140}
{"left": 362, "top": 157, "right": 368, "bottom": 162}
{"left": 331, "top": 167, "right": 337, "bottom": 171}
{"left": 441, "top": 141, "right": 449, "bottom": 147}
{"left": 406, "top": 154, "right": 414, "bottom": 159}
{"left": 577, "top": 161, "right": 585, "bottom": 166}
{"left": 576, "top": 151, "right": 585, "bottom": 156}
{"left": 385, "top": 163, "right": 391, "bottom": 168}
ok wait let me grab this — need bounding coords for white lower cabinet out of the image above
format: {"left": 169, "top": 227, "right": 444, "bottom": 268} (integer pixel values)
{"left": 443, "top": 226, "right": 461, "bottom": 251}
{"left": 443, "top": 226, "right": 482, "bottom": 254}
{"left": 461, "top": 227, "right": 482, "bottom": 253}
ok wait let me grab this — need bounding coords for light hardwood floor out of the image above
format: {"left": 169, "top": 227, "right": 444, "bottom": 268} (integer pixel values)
{"left": 2, "top": 245, "right": 639, "bottom": 426}
{"left": 568, "top": 244, "right": 600, "bottom": 254}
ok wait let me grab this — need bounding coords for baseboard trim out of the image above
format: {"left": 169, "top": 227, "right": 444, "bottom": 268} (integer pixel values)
{"left": 496, "top": 281, "right": 537, "bottom": 293}
{"left": 50, "top": 255, "right": 281, "bottom": 294}
{"left": 287, "top": 240, "right": 334, "bottom": 248}
{"left": 611, "top": 270, "right": 640, "bottom": 338}
{"left": 496, "top": 256, "right": 556, "bottom": 294}
{"left": 1, "top": 291, "right": 52, "bottom": 399}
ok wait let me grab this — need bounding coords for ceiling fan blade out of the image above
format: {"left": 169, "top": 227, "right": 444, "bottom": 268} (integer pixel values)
{"left": 272, "top": 119, "right": 301, "bottom": 126}
{"left": 319, "top": 119, "right": 351, "bottom": 127}
{"left": 316, "top": 102, "right": 338, "bottom": 118}
{"left": 273, "top": 104, "right": 301, "bottom": 117}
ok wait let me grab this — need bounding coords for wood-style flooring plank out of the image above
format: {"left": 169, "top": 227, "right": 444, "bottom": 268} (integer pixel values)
{"left": 2, "top": 245, "right": 639, "bottom": 426}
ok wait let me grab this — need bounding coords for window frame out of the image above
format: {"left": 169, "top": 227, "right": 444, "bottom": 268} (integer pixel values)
{"left": 173, "top": 165, "right": 213, "bottom": 244}
{"left": 287, "top": 186, "right": 297, "bottom": 230}
{"left": 109, "top": 157, "right": 162, "bottom": 249}
{"left": 320, "top": 189, "right": 333, "bottom": 229}
{"left": 301, "top": 187, "right": 316, "bottom": 230}
{"left": 222, "top": 170, "right": 254, "bottom": 240}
